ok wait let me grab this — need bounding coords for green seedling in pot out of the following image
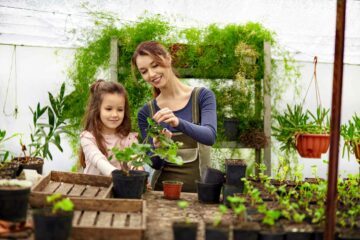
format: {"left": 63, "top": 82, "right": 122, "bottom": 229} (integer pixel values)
{"left": 177, "top": 200, "right": 190, "bottom": 224}
{"left": 213, "top": 204, "right": 228, "bottom": 227}
{"left": 227, "top": 196, "right": 247, "bottom": 222}
{"left": 46, "top": 193, "right": 74, "bottom": 214}
{"left": 111, "top": 118, "right": 183, "bottom": 175}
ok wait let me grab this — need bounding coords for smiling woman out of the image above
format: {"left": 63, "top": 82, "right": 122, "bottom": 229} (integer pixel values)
{"left": 131, "top": 41, "right": 217, "bottom": 192}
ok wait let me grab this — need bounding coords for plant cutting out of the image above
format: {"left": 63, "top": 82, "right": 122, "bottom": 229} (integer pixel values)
{"left": 205, "top": 204, "right": 229, "bottom": 240}
{"left": 111, "top": 118, "right": 183, "bottom": 199}
{"left": 0, "top": 130, "right": 19, "bottom": 179}
{"left": 32, "top": 193, "right": 74, "bottom": 240}
{"left": 172, "top": 200, "right": 198, "bottom": 240}
{"left": 15, "top": 83, "right": 72, "bottom": 175}
{"left": 0, "top": 179, "right": 32, "bottom": 222}
{"left": 341, "top": 113, "right": 360, "bottom": 163}
{"left": 273, "top": 104, "right": 330, "bottom": 158}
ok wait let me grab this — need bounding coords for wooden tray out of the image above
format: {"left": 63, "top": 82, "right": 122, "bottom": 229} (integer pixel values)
{"left": 30, "top": 171, "right": 113, "bottom": 207}
{"left": 71, "top": 198, "right": 146, "bottom": 240}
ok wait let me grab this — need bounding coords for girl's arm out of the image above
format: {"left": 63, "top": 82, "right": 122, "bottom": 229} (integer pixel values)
{"left": 80, "top": 131, "right": 117, "bottom": 176}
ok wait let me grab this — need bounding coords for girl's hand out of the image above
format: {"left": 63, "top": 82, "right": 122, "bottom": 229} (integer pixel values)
{"left": 153, "top": 129, "right": 172, "bottom": 148}
{"left": 153, "top": 108, "right": 179, "bottom": 127}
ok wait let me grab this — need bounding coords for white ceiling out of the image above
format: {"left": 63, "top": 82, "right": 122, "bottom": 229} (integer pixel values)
{"left": 0, "top": 0, "right": 359, "bottom": 64}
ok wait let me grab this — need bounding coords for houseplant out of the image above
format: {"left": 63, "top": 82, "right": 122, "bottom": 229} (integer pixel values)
{"left": 206, "top": 204, "right": 230, "bottom": 240}
{"left": 32, "top": 192, "right": 74, "bottom": 240}
{"left": 0, "top": 130, "right": 19, "bottom": 179}
{"left": 111, "top": 118, "right": 183, "bottom": 199}
{"left": 0, "top": 179, "right": 32, "bottom": 222}
{"left": 172, "top": 200, "right": 198, "bottom": 240}
{"left": 15, "top": 83, "right": 72, "bottom": 175}
{"left": 341, "top": 113, "right": 360, "bottom": 163}
{"left": 273, "top": 104, "right": 330, "bottom": 158}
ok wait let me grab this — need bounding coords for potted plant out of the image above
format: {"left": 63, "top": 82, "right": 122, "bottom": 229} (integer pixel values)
{"left": 205, "top": 204, "right": 229, "bottom": 240}
{"left": 341, "top": 113, "right": 360, "bottom": 163}
{"left": 0, "top": 179, "right": 32, "bottom": 222}
{"left": 32, "top": 193, "right": 74, "bottom": 240}
{"left": 111, "top": 118, "right": 183, "bottom": 199}
{"left": 227, "top": 195, "right": 260, "bottom": 240}
{"left": 273, "top": 104, "right": 330, "bottom": 158}
{"left": 0, "top": 130, "right": 19, "bottom": 179}
{"left": 15, "top": 83, "right": 72, "bottom": 175}
{"left": 172, "top": 200, "right": 198, "bottom": 240}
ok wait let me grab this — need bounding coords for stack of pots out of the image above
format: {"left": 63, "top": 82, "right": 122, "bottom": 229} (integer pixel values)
{"left": 223, "top": 159, "right": 247, "bottom": 206}
{"left": 196, "top": 167, "right": 225, "bottom": 203}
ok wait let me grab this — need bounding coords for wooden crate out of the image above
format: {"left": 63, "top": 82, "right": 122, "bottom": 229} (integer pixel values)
{"left": 71, "top": 198, "right": 146, "bottom": 240}
{"left": 30, "top": 171, "right": 113, "bottom": 207}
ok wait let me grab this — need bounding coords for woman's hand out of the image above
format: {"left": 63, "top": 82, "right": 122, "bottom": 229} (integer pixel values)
{"left": 153, "top": 128, "right": 172, "bottom": 148}
{"left": 153, "top": 108, "right": 179, "bottom": 127}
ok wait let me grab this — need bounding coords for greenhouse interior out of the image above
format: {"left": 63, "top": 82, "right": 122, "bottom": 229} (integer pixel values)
{"left": 0, "top": 0, "right": 359, "bottom": 239}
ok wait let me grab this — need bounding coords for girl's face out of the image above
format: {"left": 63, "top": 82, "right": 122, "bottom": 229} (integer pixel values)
{"left": 100, "top": 93, "right": 125, "bottom": 134}
{"left": 136, "top": 55, "right": 171, "bottom": 88}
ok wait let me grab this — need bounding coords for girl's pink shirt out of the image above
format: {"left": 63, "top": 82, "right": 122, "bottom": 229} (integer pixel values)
{"left": 80, "top": 130, "right": 138, "bottom": 176}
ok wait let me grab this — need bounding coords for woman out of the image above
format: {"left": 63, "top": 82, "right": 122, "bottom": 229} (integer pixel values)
{"left": 132, "top": 41, "right": 217, "bottom": 192}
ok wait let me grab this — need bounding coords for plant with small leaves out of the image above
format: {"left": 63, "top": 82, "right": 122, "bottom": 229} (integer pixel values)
{"left": 20, "top": 83, "right": 73, "bottom": 161}
{"left": 257, "top": 203, "right": 282, "bottom": 226}
{"left": 177, "top": 200, "right": 190, "bottom": 224}
{"left": 46, "top": 193, "right": 74, "bottom": 214}
{"left": 213, "top": 204, "right": 228, "bottom": 227}
{"left": 227, "top": 196, "right": 247, "bottom": 222}
{"left": 0, "top": 130, "right": 18, "bottom": 164}
{"left": 111, "top": 118, "right": 183, "bottom": 175}
{"left": 341, "top": 114, "right": 360, "bottom": 162}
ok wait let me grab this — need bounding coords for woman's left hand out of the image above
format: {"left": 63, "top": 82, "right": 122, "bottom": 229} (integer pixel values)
{"left": 153, "top": 108, "right": 179, "bottom": 127}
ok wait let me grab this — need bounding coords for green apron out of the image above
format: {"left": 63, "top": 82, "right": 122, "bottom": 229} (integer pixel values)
{"left": 148, "top": 87, "right": 211, "bottom": 193}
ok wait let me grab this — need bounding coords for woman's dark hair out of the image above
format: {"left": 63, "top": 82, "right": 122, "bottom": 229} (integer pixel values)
{"left": 79, "top": 79, "right": 131, "bottom": 168}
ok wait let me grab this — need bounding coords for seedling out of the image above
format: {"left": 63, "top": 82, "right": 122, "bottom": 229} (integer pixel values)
{"left": 213, "top": 204, "right": 228, "bottom": 227}
{"left": 46, "top": 193, "right": 74, "bottom": 214}
{"left": 177, "top": 200, "right": 190, "bottom": 224}
{"left": 227, "top": 196, "right": 247, "bottom": 222}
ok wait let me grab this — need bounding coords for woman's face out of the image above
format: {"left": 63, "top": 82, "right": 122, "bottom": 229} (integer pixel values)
{"left": 136, "top": 55, "right": 171, "bottom": 88}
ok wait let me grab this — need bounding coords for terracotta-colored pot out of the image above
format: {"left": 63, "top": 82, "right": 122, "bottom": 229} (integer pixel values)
{"left": 354, "top": 143, "right": 360, "bottom": 164}
{"left": 162, "top": 181, "right": 183, "bottom": 200}
{"left": 296, "top": 133, "right": 330, "bottom": 158}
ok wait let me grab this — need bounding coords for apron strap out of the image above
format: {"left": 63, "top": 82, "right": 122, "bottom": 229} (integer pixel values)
{"left": 191, "top": 87, "right": 202, "bottom": 124}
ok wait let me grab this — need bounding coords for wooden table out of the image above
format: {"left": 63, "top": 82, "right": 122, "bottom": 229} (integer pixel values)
{"left": 144, "top": 191, "right": 222, "bottom": 240}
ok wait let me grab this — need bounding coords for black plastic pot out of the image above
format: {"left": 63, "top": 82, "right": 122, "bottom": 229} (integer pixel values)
{"left": 196, "top": 180, "right": 222, "bottom": 203}
{"left": 0, "top": 185, "right": 30, "bottom": 222}
{"left": 234, "top": 229, "right": 259, "bottom": 240}
{"left": 260, "top": 231, "right": 285, "bottom": 240}
{"left": 223, "top": 118, "right": 240, "bottom": 141}
{"left": 313, "top": 231, "right": 324, "bottom": 240}
{"left": 33, "top": 209, "right": 73, "bottom": 240}
{"left": 15, "top": 157, "right": 44, "bottom": 176}
{"left": 205, "top": 224, "right": 229, "bottom": 240}
{"left": 172, "top": 222, "right": 198, "bottom": 240}
{"left": 285, "top": 232, "right": 313, "bottom": 240}
{"left": 338, "top": 233, "right": 360, "bottom": 240}
{"left": 112, "top": 170, "right": 147, "bottom": 199}
{"left": 202, "top": 167, "right": 225, "bottom": 184}
{"left": 223, "top": 183, "right": 244, "bottom": 207}
{"left": 225, "top": 159, "right": 247, "bottom": 186}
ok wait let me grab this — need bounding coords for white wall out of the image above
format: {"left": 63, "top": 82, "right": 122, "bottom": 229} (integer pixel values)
{"left": 0, "top": 44, "right": 76, "bottom": 174}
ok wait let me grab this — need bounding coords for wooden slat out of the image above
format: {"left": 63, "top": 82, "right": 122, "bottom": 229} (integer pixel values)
{"left": 96, "top": 212, "right": 112, "bottom": 227}
{"left": 96, "top": 187, "right": 109, "bottom": 198}
{"left": 42, "top": 181, "right": 61, "bottom": 193}
{"left": 55, "top": 183, "right": 73, "bottom": 195}
{"left": 81, "top": 186, "right": 100, "bottom": 197}
{"left": 78, "top": 211, "right": 97, "bottom": 227}
{"left": 50, "top": 171, "right": 112, "bottom": 187}
{"left": 113, "top": 213, "right": 127, "bottom": 227}
{"left": 31, "top": 174, "right": 51, "bottom": 191}
{"left": 68, "top": 184, "right": 86, "bottom": 196}
{"left": 71, "top": 198, "right": 143, "bottom": 212}
{"left": 72, "top": 210, "right": 82, "bottom": 226}
{"left": 128, "top": 213, "right": 142, "bottom": 227}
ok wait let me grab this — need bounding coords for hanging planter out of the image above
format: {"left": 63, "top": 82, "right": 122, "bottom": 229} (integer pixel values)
{"left": 295, "top": 133, "right": 330, "bottom": 158}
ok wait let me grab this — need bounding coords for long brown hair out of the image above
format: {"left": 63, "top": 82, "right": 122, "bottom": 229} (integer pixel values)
{"left": 131, "top": 41, "right": 179, "bottom": 97}
{"left": 79, "top": 80, "right": 131, "bottom": 168}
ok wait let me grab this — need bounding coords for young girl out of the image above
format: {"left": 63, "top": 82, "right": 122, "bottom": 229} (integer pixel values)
{"left": 132, "top": 41, "right": 217, "bottom": 192}
{"left": 79, "top": 80, "right": 139, "bottom": 176}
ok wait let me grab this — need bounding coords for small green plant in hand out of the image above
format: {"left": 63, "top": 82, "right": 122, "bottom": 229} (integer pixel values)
{"left": 111, "top": 118, "right": 183, "bottom": 175}
{"left": 46, "top": 193, "right": 74, "bottom": 214}
{"left": 177, "top": 200, "right": 190, "bottom": 224}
